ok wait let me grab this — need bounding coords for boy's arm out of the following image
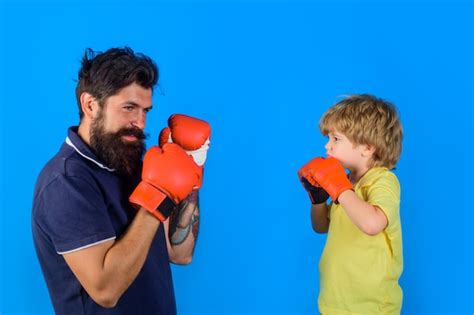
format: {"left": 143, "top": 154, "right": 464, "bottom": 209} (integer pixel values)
{"left": 297, "top": 168, "right": 331, "bottom": 233}
{"left": 311, "top": 203, "right": 329, "bottom": 233}
{"left": 301, "top": 157, "right": 388, "bottom": 236}
{"left": 338, "top": 190, "right": 387, "bottom": 236}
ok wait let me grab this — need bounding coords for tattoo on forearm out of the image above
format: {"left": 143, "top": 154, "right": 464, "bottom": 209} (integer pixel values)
{"left": 169, "top": 192, "right": 200, "bottom": 246}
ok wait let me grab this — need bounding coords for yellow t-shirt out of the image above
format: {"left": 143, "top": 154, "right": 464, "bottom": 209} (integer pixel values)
{"left": 318, "top": 167, "right": 403, "bottom": 315}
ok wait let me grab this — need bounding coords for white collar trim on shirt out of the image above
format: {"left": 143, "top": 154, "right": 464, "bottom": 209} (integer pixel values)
{"left": 65, "top": 136, "right": 116, "bottom": 172}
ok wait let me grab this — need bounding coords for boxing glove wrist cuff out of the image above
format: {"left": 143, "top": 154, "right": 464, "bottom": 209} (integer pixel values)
{"left": 300, "top": 177, "right": 330, "bottom": 204}
{"left": 308, "top": 191, "right": 330, "bottom": 204}
{"left": 156, "top": 197, "right": 176, "bottom": 221}
{"left": 129, "top": 181, "right": 176, "bottom": 222}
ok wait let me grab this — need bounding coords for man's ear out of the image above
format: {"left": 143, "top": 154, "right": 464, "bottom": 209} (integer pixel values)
{"left": 80, "top": 92, "right": 100, "bottom": 119}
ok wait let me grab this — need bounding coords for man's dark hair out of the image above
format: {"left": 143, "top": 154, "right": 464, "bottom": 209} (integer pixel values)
{"left": 75, "top": 46, "right": 159, "bottom": 120}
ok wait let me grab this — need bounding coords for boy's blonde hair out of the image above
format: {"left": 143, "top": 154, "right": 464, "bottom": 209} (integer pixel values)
{"left": 319, "top": 94, "right": 403, "bottom": 169}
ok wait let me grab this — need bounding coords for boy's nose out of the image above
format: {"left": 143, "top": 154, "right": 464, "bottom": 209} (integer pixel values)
{"left": 325, "top": 141, "right": 331, "bottom": 151}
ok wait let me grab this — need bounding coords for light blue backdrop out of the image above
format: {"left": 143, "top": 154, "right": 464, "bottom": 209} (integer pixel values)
{"left": 0, "top": 0, "right": 472, "bottom": 314}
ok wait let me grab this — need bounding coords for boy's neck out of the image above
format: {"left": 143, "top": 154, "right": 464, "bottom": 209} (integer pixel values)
{"left": 349, "top": 165, "right": 372, "bottom": 184}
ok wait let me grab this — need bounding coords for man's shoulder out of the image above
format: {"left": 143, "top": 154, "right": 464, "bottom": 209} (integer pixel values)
{"left": 34, "top": 142, "right": 99, "bottom": 198}
{"left": 40, "top": 144, "right": 88, "bottom": 178}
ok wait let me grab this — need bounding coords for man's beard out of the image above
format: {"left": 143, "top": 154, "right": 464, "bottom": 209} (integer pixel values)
{"left": 90, "top": 115, "right": 147, "bottom": 179}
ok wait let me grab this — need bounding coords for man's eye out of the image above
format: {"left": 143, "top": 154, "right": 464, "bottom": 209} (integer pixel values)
{"left": 124, "top": 106, "right": 134, "bottom": 112}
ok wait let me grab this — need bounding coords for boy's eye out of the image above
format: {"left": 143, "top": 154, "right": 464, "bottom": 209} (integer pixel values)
{"left": 124, "top": 106, "right": 135, "bottom": 112}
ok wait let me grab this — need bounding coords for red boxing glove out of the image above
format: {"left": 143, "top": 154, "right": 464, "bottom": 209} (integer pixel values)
{"left": 159, "top": 114, "right": 211, "bottom": 189}
{"left": 129, "top": 143, "right": 202, "bottom": 221}
{"left": 298, "top": 157, "right": 352, "bottom": 203}
{"left": 159, "top": 114, "right": 211, "bottom": 166}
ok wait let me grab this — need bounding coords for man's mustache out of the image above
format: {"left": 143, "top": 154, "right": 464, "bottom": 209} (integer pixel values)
{"left": 115, "top": 127, "right": 148, "bottom": 140}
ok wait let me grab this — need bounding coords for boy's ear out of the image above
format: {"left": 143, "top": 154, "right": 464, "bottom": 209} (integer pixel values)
{"left": 362, "top": 144, "right": 376, "bottom": 157}
{"left": 80, "top": 92, "right": 100, "bottom": 119}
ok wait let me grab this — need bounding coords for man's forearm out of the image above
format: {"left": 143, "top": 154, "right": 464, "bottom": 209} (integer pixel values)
{"left": 100, "top": 208, "right": 160, "bottom": 304}
{"left": 168, "top": 190, "right": 200, "bottom": 264}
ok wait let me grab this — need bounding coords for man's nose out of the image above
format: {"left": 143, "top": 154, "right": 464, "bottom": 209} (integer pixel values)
{"left": 132, "top": 110, "right": 146, "bottom": 130}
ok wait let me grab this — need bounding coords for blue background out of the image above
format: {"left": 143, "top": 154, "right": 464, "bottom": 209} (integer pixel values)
{"left": 0, "top": 0, "right": 473, "bottom": 314}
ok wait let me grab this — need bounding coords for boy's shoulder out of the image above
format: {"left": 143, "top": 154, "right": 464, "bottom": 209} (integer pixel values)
{"left": 357, "top": 167, "right": 400, "bottom": 190}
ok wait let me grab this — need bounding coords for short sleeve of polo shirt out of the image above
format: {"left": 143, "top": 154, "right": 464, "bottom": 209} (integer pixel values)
{"left": 365, "top": 171, "right": 401, "bottom": 225}
{"left": 36, "top": 173, "right": 116, "bottom": 254}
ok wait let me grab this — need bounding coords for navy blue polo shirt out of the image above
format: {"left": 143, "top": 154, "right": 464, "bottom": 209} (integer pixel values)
{"left": 32, "top": 127, "right": 176, "bottom": 315}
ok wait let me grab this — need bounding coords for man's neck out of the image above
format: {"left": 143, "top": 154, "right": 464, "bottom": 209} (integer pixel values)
{"left": 77, "top": 122, "right": 91, "bottom": 146}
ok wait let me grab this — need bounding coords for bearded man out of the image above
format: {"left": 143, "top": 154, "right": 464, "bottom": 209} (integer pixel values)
{"left": 32, "top": 47, "right": 211, "bottom": 315}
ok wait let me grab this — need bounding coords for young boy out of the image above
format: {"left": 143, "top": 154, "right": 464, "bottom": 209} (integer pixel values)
{"left": 298, "top": 94, "right": 404, "bottom": 314}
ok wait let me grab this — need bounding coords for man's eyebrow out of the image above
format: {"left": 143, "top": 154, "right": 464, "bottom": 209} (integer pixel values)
{"left": 122, "top": 101, "right": 139, "bottom": 107}
{"left": 123, "top": 101, "right": 153, "bottom": 110}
